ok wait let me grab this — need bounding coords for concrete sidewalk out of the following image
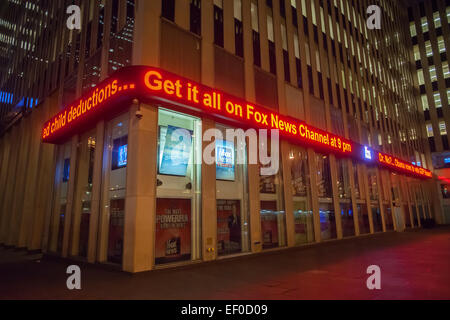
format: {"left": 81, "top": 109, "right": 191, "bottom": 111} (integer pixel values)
{"left": 0, "top": 227, "right": 449, "bottom": 300}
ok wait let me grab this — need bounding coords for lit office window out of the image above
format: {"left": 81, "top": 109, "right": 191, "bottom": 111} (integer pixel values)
{"left": 410, "top": 22, "right": 417, "bottom": 37}
{"left": 413, "top": 45, "right": 420, "bottom": 61}
{"left": 301, "top": 0, "right": 307, "bottom": 17}
{"left": 426, "top": 124, "right": 434, "bottom": 137}
{"left": 234, "top": 0, "right": 242, "bottom": 20}
{"left": 425, "top": 40, "right": 433, "bottom": 57}
{"left": 439, "top": 121, "right": 447, "bottom": 135}
{"left": 251, "top": 1, "right": 259, "bottom": 32}
{"left": 434, "top": 93, "right": 442, "bottom": 108}
{"left": 433, "top": 11, "right": 441, "bottom": 28}
{"left": 421, "top": 16, "right": 428, "bottom": 32}
{"left": 430, "top": 66, "right": 437, "bottom": 82}
{"left": 311, "top": 0, "right": 317, "bottom": 24}
{"left": 443, "top": 61, "right": 450, "bottom": 79}
{"left": 421, "top": 94, "right": 429, "bottom": 111}
{"left": 417, "top": 69, "right": 424, "bottom": 85}
{"left": 267, "top": 11, "right": 274, "bottom": 42}
{"left": 293, "top": 32, "right": 299, "bottom": 59}
{"left": 438, "top": 36, "right": 446, "bottom": 53}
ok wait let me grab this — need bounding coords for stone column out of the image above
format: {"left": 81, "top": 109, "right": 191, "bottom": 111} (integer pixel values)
{"left": 122, "top": 103, "right": 158, "bottom": 273}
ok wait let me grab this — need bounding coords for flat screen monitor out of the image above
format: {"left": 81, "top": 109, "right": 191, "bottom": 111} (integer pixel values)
{"left": 216, "top": 139, "right": 235, "bottom": 181}
{"left": 112, "top": 136, "right": 128, "bottom": 170}
{"left": 158, "top": 125, "right": 193, "bottom": 176}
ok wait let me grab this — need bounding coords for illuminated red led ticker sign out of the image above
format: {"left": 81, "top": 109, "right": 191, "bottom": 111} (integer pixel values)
{"left": 41, "top": 66, "right": 432, "bottom": 179}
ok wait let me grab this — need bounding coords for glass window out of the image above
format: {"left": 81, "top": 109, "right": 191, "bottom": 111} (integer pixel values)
{"left": 301, "top": 0, "right": 307, "bottom": 17}
{"left": 425, "top": 40, "right": 433, "bottom": 57}
{"left": 430, "top": 66, "right": 437, "bottom": 82}
{"left": 267, "top": 12, "right": 274, "bottom": 42}
{"left": 234, "top": 0, "right": 242, "bottom": 21}
{"left": 372, "top": 206, "right": 383, "bottom": 232}
{"left": 410, "top": 22, "right": 417, "bottom": 37}
{"left": 421, "top": 16, "right": 429, "bottom": 33}
{"left": 357, "top": 204, "right": 370, "bottom": 235}
{"left": 337, "top": 158, "right": 354, "bottom": 237}
{"left": 293, "top": 31, "right": 300, "bottom": 59}
{"left": 426, "top": 123, "right": 434, "bottom": 137}
{"left": 417, "top": 69, "right": 424, "bottom": 86}
{"left": 99, "top": 113, "right": 129, "bottom": 265}
{"left": 260, "top": 140, "right": 286, "bottom": 249}
{"left": 336, "top": 158, "right": 351, "bottom": 199}
{"left": 421, "top": 94, "right": 429, "bottom": 111}
{"left": 155, "top": 108, "right": 202, "bottom": 265}
{"left": 340, "top": 202, "right": 354, "bottom": 237}
{"left": 367, "top": 167, "right": 378, "bottom": 201}
{"left": 413, "top": 45, "right": 420, "bottom": 61}
{"left": 434, "top": 11, "right": 441, "bottom": 28}
{"left": 434, "top": 92, "right": 442, "bottom": 108}
{"left": 281, "top": 22, "right": 287, "bottom": 51}
{"left": 441, "top": 184, "right": 450, "bottom": 199}
{"left": 437, "top": 36, "right": 446, "bottom": 53}
{"left": 316, "top": 153, "right": 332, "bottom": 199}
{"left": 48, "top": 142, "right": 72, "bottom": 253}
{"left": 383, "top": 204, "right": 394, "bottom": 230}
{"left": 316, "top": 153, "right": 336, "bottom": 240}
{"left": 290, "top": 147, "right": 314, "bottom": 245}
{"left": 443, "top": 61, "right": 450, "bottom": 79}
{"left": 216, "top": 123, "right": 250, "bottom": 256}
{"left": 251, "top": 0, "right": 259, "bottom": 32}
{"left": 439, "top": 121, "right": 447, "bottom": 135}
{"left": 353, "top": 161, "right": 364, "bottom": 200}
{"left": 70, "top": 130, "right": 97, "bottom": 258}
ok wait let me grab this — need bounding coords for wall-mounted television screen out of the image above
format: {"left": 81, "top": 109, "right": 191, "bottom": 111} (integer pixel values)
{"left": 216, "top": 139, "right": 235, "bottom": 181}
{"left": 158, "top": 125, "right": 193, "bottom": 177}
{"left": 112, "top": 136, "right": 128, "bottom": 170}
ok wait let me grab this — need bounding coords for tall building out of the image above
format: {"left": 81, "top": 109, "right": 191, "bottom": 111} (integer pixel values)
{"left": 0, "top": 0, "right": 443, "bottom": 273}
{"left": 408, "top": 0, "right": 450, "bottom": 223}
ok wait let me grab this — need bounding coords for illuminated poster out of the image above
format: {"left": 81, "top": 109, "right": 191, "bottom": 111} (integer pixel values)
{"left": 112, "top": 136, "right": 128, "bottom": 170}
{"left": 217, "top": 200, "right": 241, "bottom": 255}
{"left": 260, "top": 201, "right": 279, "bottom": 249}
{"left": 216, "top": 140, "right": 235, "bottom": 181}
{"left": 155, "top": 198, "right": 191, "bottom": 264}
{"left": 158, "top": 125, "right": 193, "bottom": 176}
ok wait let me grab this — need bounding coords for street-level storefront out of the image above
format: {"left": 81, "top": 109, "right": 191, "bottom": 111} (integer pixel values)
{"left": 42, "top": 66, "right": 433, "bottom": 272}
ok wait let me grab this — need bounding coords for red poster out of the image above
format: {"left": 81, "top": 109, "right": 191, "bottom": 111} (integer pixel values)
{"left": 217, "top": 200, "right": 241, "bottom": 255}
{"left": 155, "top": 198, "right": 191, "bottom": 264}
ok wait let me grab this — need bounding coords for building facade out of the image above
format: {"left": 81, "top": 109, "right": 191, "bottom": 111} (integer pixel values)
{"left": 408, "top": 0, "right": 450, "bottom": 223}
{"left": 0, "top": 0, "right": 443, "bottom": 273}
